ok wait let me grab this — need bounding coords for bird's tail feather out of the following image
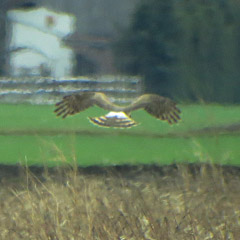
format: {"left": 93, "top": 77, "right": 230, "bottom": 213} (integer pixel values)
{"left": 88, "top": 112, "right": 138, "bottom": 128}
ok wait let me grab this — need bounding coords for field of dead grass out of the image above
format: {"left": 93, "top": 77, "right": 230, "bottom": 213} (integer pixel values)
{"left": 0, "top": 163, "right": 239, "bottom": 239}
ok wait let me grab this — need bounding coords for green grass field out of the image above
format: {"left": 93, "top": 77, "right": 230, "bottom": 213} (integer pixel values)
{"left": 0, "top": 103, "right": 240, "bottom": 239}
{"left": 1, "top": 103, "right": 240, "bottom": 166}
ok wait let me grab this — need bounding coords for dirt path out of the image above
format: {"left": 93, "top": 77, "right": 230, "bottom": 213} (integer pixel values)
{"left": 0, "top": 122, "right": 240, "bottom": 138}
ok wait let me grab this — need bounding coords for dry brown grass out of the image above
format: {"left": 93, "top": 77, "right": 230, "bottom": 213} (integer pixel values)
{"left": 0, "top": 163, "right": 239, "bottom": 240}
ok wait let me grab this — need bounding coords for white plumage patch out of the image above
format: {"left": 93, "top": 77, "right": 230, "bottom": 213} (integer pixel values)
{"left": 105, "top": 111, "right": 129, "bottom": 119}
{"left": 89, "top": 112, "right": 138, "bottom": 128}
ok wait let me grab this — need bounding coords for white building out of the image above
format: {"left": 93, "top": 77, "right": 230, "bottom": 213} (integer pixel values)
{"left": 7, "top": 7, "right": 76, "bottom": 77}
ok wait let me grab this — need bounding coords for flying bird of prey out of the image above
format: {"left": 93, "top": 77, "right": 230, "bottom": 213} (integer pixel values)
{"left": 54, "top": 92, "right": 181, "bottom": 128}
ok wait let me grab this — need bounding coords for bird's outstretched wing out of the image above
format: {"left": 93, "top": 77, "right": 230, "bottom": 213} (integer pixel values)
{"left": 54, "top": 92, "right": 121, "bottom": 118}
{"left": 54, "top": 92, "right": 181, "bottom": 125}
{"left": 122, "top": 94, "right": 181, "bottom": 124}
{"left": 54, "top": 92, "right": 95, "bottom": 118}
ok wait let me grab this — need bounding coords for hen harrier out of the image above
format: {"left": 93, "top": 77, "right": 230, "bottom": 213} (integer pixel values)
{"left": 54, "top": 92, "right": 181, "bottom": 128}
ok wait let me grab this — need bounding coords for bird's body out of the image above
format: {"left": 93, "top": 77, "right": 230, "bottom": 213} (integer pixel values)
{"left": 54, "top": 92, "right": 181, "bottom": 128}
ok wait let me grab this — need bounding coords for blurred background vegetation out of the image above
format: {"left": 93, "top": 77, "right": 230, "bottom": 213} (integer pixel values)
{"left": 114, "top": 0, "right": 240, "bottom": 103}
{"left": 1, "top": 0, "right": 240, "bottom": 103}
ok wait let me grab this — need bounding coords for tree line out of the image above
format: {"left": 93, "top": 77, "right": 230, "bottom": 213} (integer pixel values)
{"left": 113, "top": 0, "right": 240, "bottom": 103}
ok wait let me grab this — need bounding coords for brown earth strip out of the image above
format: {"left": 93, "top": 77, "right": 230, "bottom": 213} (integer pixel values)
{"left": 0, "top": 122, "right": 240, "bottom": 138}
